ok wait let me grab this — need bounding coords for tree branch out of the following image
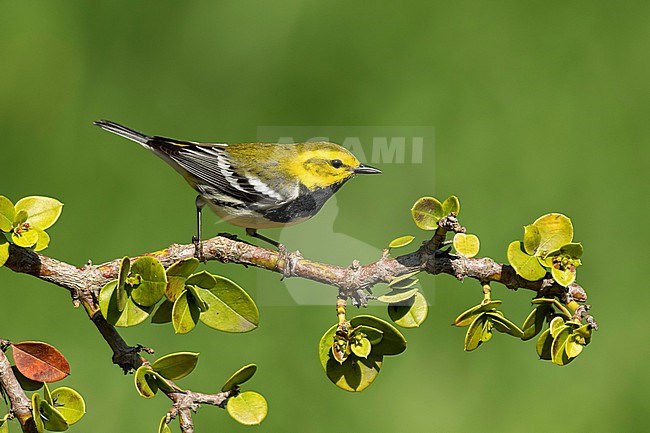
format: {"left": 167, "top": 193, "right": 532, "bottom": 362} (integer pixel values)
{"left": 0, "top": 215, "right": 597, "bottom": 430}
{"left": 4, "top": 216, "right": 596, "bottom": 325}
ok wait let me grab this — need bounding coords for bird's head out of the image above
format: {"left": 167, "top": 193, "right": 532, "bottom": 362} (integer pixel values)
{"left": 289, "top": 142, "right": 381, "bottom": 190}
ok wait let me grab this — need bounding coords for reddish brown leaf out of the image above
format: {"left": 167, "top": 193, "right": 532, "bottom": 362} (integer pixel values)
{"left": 11, "top": 341, "right": 70, "bottom": 383}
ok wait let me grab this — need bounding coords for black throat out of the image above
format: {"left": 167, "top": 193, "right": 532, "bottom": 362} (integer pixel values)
{"left": 260, "top": 181, "right": 346, "bottom": 223}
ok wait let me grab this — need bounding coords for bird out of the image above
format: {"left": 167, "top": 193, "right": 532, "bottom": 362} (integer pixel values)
{"left": 93, "top": 120, "right": 382, "bottom": 258}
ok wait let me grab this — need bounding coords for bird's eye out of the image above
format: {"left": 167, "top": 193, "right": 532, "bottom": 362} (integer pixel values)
{"left": 331, "top": 159, "right": 343, "bottom": 168}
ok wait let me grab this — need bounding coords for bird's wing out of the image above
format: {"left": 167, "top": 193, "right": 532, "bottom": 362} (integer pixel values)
{"left": 148, "top": 137, "right": 296, "bottom": 207}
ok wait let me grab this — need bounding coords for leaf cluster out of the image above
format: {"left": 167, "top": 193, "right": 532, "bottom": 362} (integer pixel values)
{"left": 530, "top": 299, "right": 593, "bottom": 366}
{"left": 452, "top": 297, "right": 593, "bottom": 365}
{"left": 100, "top": 257, "right": 259, "bottom": 334}
{"left": 507, "top": 213, "right": 583, "bottom": 286}
{"left": 0, "top": 196, "right": 63, "bottom": 267}
{"left": 409, "top": 195, "right": 481, "bottom": 257}
{"left": 410, "top": 195, "right": 460, "bottom": 230}
{"left": 453, "top": 301, "right": 523, "bottom": 350}
{"left": 318, "top": 316, "right": 407, "bottom": 392}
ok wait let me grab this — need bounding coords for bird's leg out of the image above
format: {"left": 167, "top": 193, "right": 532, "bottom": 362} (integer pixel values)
{"left": 246, "top": 228, "right": 294, "bottom": 278}
{"left": 192, "top": 196, "right": 207, "bottom": 262}
{"left": 245, "top": 228, "right": 280, "bottom": 248}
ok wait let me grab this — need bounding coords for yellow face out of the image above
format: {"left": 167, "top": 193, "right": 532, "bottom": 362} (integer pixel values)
{"left": 289, "top": 142, "right": 361, "bottom": 190}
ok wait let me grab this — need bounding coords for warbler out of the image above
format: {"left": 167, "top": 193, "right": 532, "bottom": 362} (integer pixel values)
{"left": 93, "top": 120, "right": 381, "bottom": 254}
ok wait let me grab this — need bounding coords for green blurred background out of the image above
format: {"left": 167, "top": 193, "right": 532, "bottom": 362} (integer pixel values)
{"left": 2, "top": 1, "right": 649, "bottom": 432}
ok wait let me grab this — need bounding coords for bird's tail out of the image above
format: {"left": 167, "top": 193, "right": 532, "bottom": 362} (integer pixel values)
{"left": 93, "top": 120, "right": 152, "bottom": 145}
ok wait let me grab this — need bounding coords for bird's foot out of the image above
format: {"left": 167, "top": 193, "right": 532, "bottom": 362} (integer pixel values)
{"left": 192, "top": 236, "right": 206, "bottom": 263}
{"left": 277, "top": 243, "right": 301, "bottom": 280}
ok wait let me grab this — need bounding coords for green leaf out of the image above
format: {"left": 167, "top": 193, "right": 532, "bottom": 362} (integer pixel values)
{"left": 325, "top": 353, "right": 382, "bottom": 392}
{"left": 221, "top": 364, "right": 258, "bottom": 392}
{"left": 11, "top": 228, "right": 38, "bottom": 248}
{"left": 464, "top": 313, "right": 488, "bottom": 351}
{"left": 485, "top": 312, "right": 524, "bottom": 338}
{"left": 129, "top": 257, "right": 167, "bottom": 307}
{"left": 99, "top": 281, "right": 153, "bottom": 327}
{"left": 411, "top": 197, "right": 443, "bottom": 230}
{"left": 523, "top": 224, "right": 541, "bottom": 255}
{"left": 186, "top": 285, "right": 209, "bottom": 312}
{"left": 153, "top": 373, "right": 175, "bottom": 394}
{"left": 14, "top": 196, "right": 63, "bottom": 231}
{"left": 389, "top": 278, "right": 419, "bottom": 290}
{"left": 50, "top": 387, "right": 85, "bottom": 425}
{"left": 551, "top": 326, "right": 573, "bottom": 366}
{"left": 388, "top": 271, "right": 420, "bottom": 287}
{"left": 0, "top": 416, "right": 7, "bottom": 433}
{"left": 536, "top": 329, "right": 553, "bottom": 360}
{"left": 32, "top": 393, "right": 45, "bottom": 433}
{"left": 466, "top": 313, "right": 495, "bottom": 350}
{"left": 0, "top": 196, "right": 15, "bottom": 232}
{"left": 532, "top": 213, "right": 574, "bottom": 257}
{"left": 198, "top": 276, "right": 259, "bottom": 333}
{"left": 186, "top": 270, "right": 217, "bottom": 289}
{"left": 531, "top": 298, "right": 573, "bottom": 319}
{"left": 442, "top": 195, "right": 460, "bottom": 215}
{"left": 172, "top": 291, "right": 200, "bottom": 334}
{"left": 318, "top": 324, "right": 338, "bottom": 370}
{"left": 0, "top": 235, "right": 9, "bottom": 267}
{"left": 575, "top": 323, "right": 593, "bottom": 345}
{"left": 551, "top": 266, "right": 576, "bottom": 287}
{"left": 377, "top": 287, "right": 419, "bottom": 304}
{"left": 151, "top": 300, "right": 174, "bottom": 324}
{"left": 40, "top": 399, "right": 69, "bottom": 431}
{"left": 565, "top": 335, "right": 584, "bottom": 359}
{"left": 134, "top": 366, "right": 158, "bottom": 398}
{"left": 116, "top": 257, "right": 131, "bottom": 311}
{"left": 452, "top": 300, "right": 502, "bottom": 327}
{"left": 560, "top": 242, "right": 583, "bottom": 259}
{"left": 350, "top": 337, "right": 372, "bottom": 358}
{"left": 99, "top": 281, "right": 120, "bottom": 319}
{"left": 349, "top": 315, "right": 406, "bottom": 356}
{"left": 13, "top": 210, "right": 27, "bottom": 227}
{"left": 388, "top": 235, "right": 415, "bottom": 249}
{"left": 481, "top": 317, "right": 494, "bottom": 343}
{"left": 152, "top": 352, "right": 200, "bottom": 380}
{"left": 388, "top": 292, "right": 428, "bottom": 328}
{"left": 165, "top": 258, "right": 200, "bottom": 301}
{"left": 549, "top": 316, "right": 566, "bottom": 338}
{"left": 521, "top": 304, "right": 551, "bottom": 341}
{"left": 351, "top": 326, "right": 383, "bottom": 345}
{"left": 13, "top": 210, "right": 27, "bottom": 225}
{"left": 226, "top": 391, "right": 268, "bottom": 425}
{"left": 507, "top": 241, "right": 547, "bottom": 281}
{"left": 32, "top": 228, "right": 50, "bottom": 252}
{"left": 453, "top": 233, "right": 480, "bottom": 257}
{"left": 159, "top": 416, "right": 172, "bottom": 433}
{"left": 43, "top": 382, "right": 53, "bottom": 405}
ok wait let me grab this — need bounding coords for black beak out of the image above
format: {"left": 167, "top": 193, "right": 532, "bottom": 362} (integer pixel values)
{"left": 354, "top": 164, "right": 382, "bottom": 174}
